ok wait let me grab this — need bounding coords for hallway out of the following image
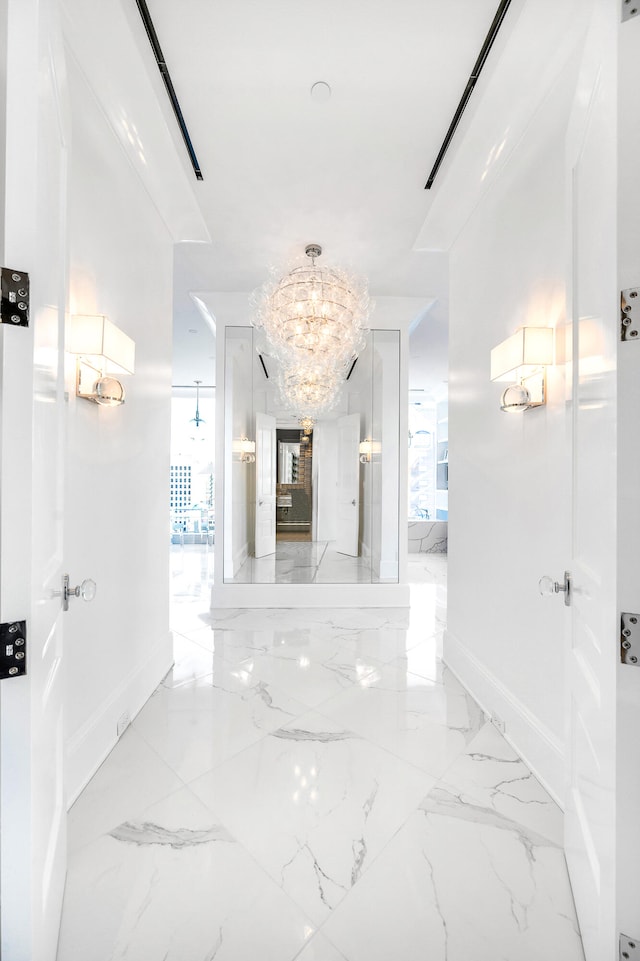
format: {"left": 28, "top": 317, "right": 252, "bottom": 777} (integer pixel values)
{"left": 57, "top": 554, "right": 584, "bottom": 960}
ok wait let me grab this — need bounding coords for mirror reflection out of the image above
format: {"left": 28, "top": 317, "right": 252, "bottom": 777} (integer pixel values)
{"left": 223, "top": 327, "right": 400, "bottom": 584}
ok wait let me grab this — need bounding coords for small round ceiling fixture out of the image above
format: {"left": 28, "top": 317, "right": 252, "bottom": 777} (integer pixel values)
{"left": 310, "top": 81, "right": 331, "bottom": 103}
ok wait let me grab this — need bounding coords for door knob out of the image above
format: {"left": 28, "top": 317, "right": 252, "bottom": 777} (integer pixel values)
{"left": 351, "top": 499, "right": 356, "bottom": 506}
{"left": 538, "top": 571, "right": 571, "bottom": 607}
{"left": 54, "top": 574, "right": 97, "bottom": 612}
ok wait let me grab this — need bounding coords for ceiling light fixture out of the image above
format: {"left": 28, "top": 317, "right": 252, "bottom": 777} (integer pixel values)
{"left": 190, "top": 379, "right": 205, "bottom": 427}
{"left": 299, "top": 416, "right": 315, "bottom": 435}
{"left": 252, "top": 244, "right": 369, "bottom": 370}
{"left": 310, "top": 81, "right": 332, "bottom": 102}
{"left": 252, "top": 244, "right": 371, "bottom": 418}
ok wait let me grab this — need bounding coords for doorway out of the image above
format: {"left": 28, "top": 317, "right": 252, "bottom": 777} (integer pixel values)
{"left": 276, "top": 428, "right": 312, "bottom": 542}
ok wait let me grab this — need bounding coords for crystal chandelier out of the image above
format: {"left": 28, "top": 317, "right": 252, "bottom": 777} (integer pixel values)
{"left": 299, "top": 416, "right": 315, "bottom": 434}
{"left": 277, "top": 363, "right": 341, "bottom": 419}
{"left": 252, "top": 245, "right": 371, "bottom": 419}
{"left": 252, "top": 244, "right": 370, "bottom": 374}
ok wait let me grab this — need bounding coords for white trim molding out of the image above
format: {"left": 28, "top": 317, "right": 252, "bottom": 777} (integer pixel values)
{"left": 444, "top": 627, "right": 565, "bottom": 807}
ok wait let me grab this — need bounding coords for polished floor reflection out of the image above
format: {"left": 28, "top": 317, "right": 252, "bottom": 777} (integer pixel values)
{"left": 227, "top": 540, "right": 376, "bottom": 584}
{"left": 57, "top": 552, "right": 584, "bottom": 961}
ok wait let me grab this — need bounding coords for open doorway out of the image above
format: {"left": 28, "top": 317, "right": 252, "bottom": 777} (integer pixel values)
{"left": 169, "top": 384, "right": 215, "bottom": 603}
{"left": 276, "top": 428, "right": 313, "bottom": 542}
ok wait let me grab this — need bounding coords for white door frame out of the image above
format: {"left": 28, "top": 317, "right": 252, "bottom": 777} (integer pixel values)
{"left": 254, "top": 411, "right": 276, "bottom": 559}
{"left": 616, "top": 3, "right": 640, "bottom": 948}
{"left": 335, "top": 412, "right": 360, "bottom": 557}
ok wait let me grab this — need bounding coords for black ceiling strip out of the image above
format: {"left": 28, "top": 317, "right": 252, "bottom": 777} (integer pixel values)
{"left": 346, "top": 357, "right": 358, "bottom": 380}
{"left": 134, "top": 0, "right": 204, "bottom": 181}
{"left": 258, "top": 354, "right": 269, "bottom": 379}
{"left": 425, "top": 0, "right": 513, "bottom": 190}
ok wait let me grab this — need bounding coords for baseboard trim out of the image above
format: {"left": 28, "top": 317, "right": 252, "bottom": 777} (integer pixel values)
{"left": 66, "top": 631, "right": 174, "bottom": 808}
{"left": 443, "top": 627, "right": 565, "bottom": 807}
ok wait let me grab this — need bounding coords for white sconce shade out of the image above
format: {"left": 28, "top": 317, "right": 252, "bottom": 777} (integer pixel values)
{"left": 490, "top": 327, "right": 554, "bottom": 382}
{"left": 67, "top": 314, "right": 135, "bottom": 406}
{"left": 491, "top": 327, "right": 555, "bottom": 413}
{"left": 359, "top": 438, "right": 381, "bottom": 463}
{"left": 67, "top": 314, "right": 135, "bottom": 375}
{"left": 232, "top": 438, "right": 256, "bottom": 462}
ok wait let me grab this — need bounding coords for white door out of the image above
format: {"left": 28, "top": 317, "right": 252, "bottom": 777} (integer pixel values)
{"left": 0, "top": 1, "right": 69, "bottom": 959}
{"left": 255, "top": 412, "right": 276, "bottom": 558}
{"left": 616, "top": 3, "right": 640, "bottom": 948}
{"left": 336, "top": 413, "right": 360, "bottom": 556}
{"left": 563, "top": 5, "right": 617, "bottom": 958}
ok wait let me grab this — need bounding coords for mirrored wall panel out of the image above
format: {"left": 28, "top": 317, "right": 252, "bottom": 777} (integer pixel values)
{"left": 223, "top": 327, "right": 400, "bottom": 584}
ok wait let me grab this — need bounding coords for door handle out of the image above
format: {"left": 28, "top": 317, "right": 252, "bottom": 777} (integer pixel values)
{"left": 351, "top": 499, "right": 356, "bottom": 506}
{"left": 54, "top": 574, "right": 97, "bottom": 612}
{"left": 538, "top": 571, "right": 571, "bottom": 607}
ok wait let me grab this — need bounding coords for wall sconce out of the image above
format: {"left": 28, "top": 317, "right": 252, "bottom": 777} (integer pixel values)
{"left": 67, "top": 314, "right": 135, "bottom": 407}
{"left": 490, "top": 327, "right": 554, "bottom": 413}
{"left": 232, "top": 438, "right": 256, "bottom": 463}
{"left": 359, "top": 438, "right": 381, "bottom": 463}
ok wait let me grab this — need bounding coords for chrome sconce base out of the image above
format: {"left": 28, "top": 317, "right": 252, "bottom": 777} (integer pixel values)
{"left": 499, "top": 370, "right": 546, "bottom": 413}
{"left": 76, "top": 359, "right": 125, "bottom": 406}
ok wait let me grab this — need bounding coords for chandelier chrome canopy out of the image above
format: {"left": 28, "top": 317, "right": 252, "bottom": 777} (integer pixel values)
{"left": 252, "top": 245, "right": 370, "bottom": 417}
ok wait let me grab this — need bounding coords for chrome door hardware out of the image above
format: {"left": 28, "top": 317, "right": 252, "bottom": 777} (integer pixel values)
{"left": 538, "top": 571, "right": 572, "bottom": 607}
{"left": 54, "top": 574, "right": 97, "bottom": 612}
{"left": 0, "top": 620, "right": 26, "bottom": 679}
{"left": 1, "top": 267, "right": 29, "bottom": 327}
{"left": 621, "top": 288, "right": 640, "bottom": 340}
{"left": 622, "top": 0, "right": 640, "bottom": 22}
{"left": 621, "top": 613, "right": 640, "bottom": 666}
{"left": 620, "top": 934, "right": 639, "bottom": 960}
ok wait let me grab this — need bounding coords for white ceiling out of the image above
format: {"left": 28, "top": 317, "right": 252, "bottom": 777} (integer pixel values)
{"left": 151, "top": 0, "right": 502, "bottom": 392}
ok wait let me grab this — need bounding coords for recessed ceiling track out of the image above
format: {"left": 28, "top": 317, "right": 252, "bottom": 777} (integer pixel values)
{"left": 134, "top": 0, "right": 204, "bottom": 181}
{"left": 424, "top": 0, "right": 513, "bottom": 190}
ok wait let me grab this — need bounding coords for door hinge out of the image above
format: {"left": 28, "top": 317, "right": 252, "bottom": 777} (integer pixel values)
{"left": 620, "top": 935, "right": 639, "bottom": 960}
{"left": 621, "top": 613, "right": 640, "bottom": 665}
{"left": 0, "top": 268, "right": 29, "bottom": 327}
{"left": 0, "top": 621, "right": 26, "bottom": 678}
{"left": 622, "top": 0, "right": 640, "bottom": 21}
{"left": 621, "top": 288, "right": 640, "bottom": 340}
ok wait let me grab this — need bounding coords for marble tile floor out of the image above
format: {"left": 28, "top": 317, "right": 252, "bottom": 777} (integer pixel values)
{"left": 57, "top": 553, "right": 584, "bottom": 961}
{"left": 225, "top": 540, "right": 376, "bottom": 584}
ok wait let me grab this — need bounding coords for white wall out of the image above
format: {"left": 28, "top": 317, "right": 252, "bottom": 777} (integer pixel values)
{"left": 372, "top": 331, "right": 400, "bottom": 581}
{"left": 223, "top": 329, "right": 253, "bottom": 576}
{"left": 444, "top": 54, "right": 580, "bottom": 800}
{"left": 61, "top": 39, "right": 207, "bottom": 801}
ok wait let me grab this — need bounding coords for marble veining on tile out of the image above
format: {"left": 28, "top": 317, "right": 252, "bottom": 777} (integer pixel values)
{"left": 188, "top": 709, "right": 435, "bottom": 925}
{"left": 408, "top": 520, "right": 448, "bottom": 554}
{"left": 109, "top": 819, "right": 235, "bottom": 848}
{"left": 58, "top": 551, "right": 583, "bottom": 961}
